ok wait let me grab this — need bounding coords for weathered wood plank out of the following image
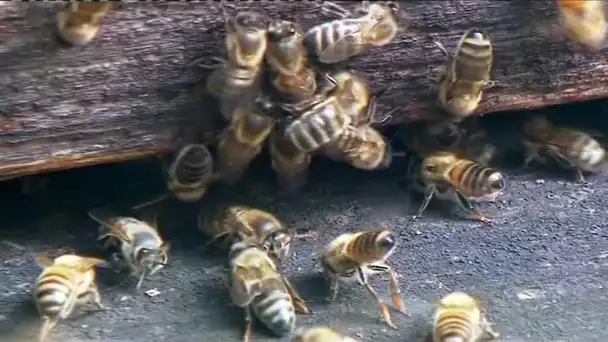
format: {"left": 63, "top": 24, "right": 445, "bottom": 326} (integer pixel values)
{"left": 1, "top": 1, "right": 607, "bottom": 180}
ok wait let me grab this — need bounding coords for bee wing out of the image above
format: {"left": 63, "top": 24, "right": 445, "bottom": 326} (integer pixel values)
{"left": 229, "top": 266, "right": 261, "bottom": 307}
{"left": 32, "top": 252, "right": 55, "bottom": 268}
{"left": 316, "top": 26, "right": 365, "bottom": 64}
{"left": 88, "top": 208, "right": 133, "bottom": 243}
{"left": 77, "top": 256, "right": 111, "bottom": 270}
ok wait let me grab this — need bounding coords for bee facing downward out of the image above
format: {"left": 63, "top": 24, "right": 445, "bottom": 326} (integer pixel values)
{"left": 431, "top": 292, "right": 500, "bottom": 342}
{"left": 166, "top": 144, "right": 217, "bottom": 202}
{"left": 293, "top": 326, "right": 360, "bottom": 342}
{"left": 34, "top": 254, "right": 108, "bottom": 342}
{"left": 56, "top": 2, "right": 114, "bottom": 46}
{"left": 89, "top": 210, "right": 170, "bottom": 289}
{"left": 558, "top": 0, "right": 608, "bottom": 51}
{"left": 321, "top": 229, "right": 406, "bottom": 329}
{"left": 521, "top": 115, "right": 606, "bottom": 182}
{"left": 229, "top": 241, "right": 310, "bottom": 342}
{"left": 269, "top": 121, "right": 312, "bottom": 195}
{"left": 433, "top": 29, "right": 494, "bottom": 120}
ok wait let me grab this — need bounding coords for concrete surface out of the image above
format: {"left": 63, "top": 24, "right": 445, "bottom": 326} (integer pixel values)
{"left": 0, "top": 110, "right": 607, "bottom": 342}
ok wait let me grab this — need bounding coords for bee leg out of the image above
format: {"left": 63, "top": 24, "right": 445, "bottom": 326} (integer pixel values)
{"left": 86, "top": 284, "right": 107, "bottom": 311}
{"left": 431, "top": 37, "right": 450, "bottom": 59}
{"left": 280, "top": 275, "right": 311, "bottom": 314}
{"left": 367, "top": 264, "right": 407, "bottom": 316}
{"left": 321, "top": 2, "right": 351, "bottom": 18}
{"left": 243, "top": 306, "right": 254, "bottom": 342}
{"left": 357, "top": 267, "right": 398, "bottom": 330}
{"left": 454, "top": 192, "right": 492, "bottom": 224}
{"left": 413, "top": 184, "right": 436, "bottom": 220}
{"left": 574, "top": 169, "right": 586, "bottom": 183}
{"left": 481, "top": 316, "right": 501, "bottom": 340}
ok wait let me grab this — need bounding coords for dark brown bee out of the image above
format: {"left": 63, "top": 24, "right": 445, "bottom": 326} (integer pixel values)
{"left": 321, "top": 229, "right": 406, "bottom": 329}
{"left": 269, "top": 122, "right": 312, "bottom": 194}
{"left": 56, "top": 2, "right": 114, "bottom": 46}
{"left": 166, "top": 144, "right": 216, "bottom": 202}
{"left": 216, "top": 95, "right": 276, "bottom": 184}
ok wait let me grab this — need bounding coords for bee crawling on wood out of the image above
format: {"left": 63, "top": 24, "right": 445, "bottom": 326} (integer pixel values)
{"left": 293, "top": 326, "right": 360, "bottom": 342}
{"left": 88, "top": 209, "right": 170, "bottom": 289}
{"left": 229, "top": 240, "right": 310, "bottom": 342}
{"left": 34, "top": 253, "right": 109, "bottom": 342}
{"left": 305, "top": 1, "right": 400, "bottom": 64}
{"left": 56, "top": 2, "right": 114, "bottom": 46}
{"left": 431, "top": 28, "right": 495, "bottom": 121}
{"left": 558, "top": 0, "right": 608, "bottom": 51}
{"left": 412, "top": 151, "right": 505, "bottom": 223}
{"left": 521, "top": 115, "right": 607, "bottom": 182}
{"left": 199, "top": 205, "right": 291, "bottom": 261}
{"left": 321, "top": 229, "right": 407, "bottom": 329}
{"left": 428, "top": 292, "right": 500, "bottom": 342}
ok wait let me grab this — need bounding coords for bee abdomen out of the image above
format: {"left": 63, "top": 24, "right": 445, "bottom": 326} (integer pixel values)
{"left": 434, "top": 313, "right": 473, "bottom": 342}
{"left": 252, "top": 290, "right": 296, "bottom": 336}
{"left": 454, "top": 30, "right": 492, "bottom": 82}
{"left": 35, "top": 273, "right": 73, "bottom": 317}
{"left": 305, "top": 20, "right": 363, "bottom": 62}
{"left": 286, "top": 102, "right": 351, "bottom": 152}
{"left": 173, "top": 145, "right": 213, "bottom": 186}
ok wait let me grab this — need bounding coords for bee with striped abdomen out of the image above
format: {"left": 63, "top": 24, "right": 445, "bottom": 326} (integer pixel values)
{"left": 199, "top": 205, "right": 291, "bottom": 261}
{"left": 433, "top": 29, "right": 494, "bottom": 120}
{"left": 56, "top": 2, "right": 114, "bottom": 46}
{"left": 322, "top": 124, "right": 393, "bottom": 171}
{"left": 34, "top": 254, "right": 108, "bottom": 342}
{"left": 430, "top": 292, "right": 500, "bottom": 342}
{"left": 89, "top": 209, "right": 169, "bottom": 289}
{"left": 305, "top": 1, "right": 400, "bottom": 64}
{"left": 201, "top": 10, "right": 268, "bottom": 121}
{"left": 166, "top": 143, "right": 217, "bottom": 202}
{"left": 558, "top": 0, "right": 607, "bottom": 51}
{"left": 266, "top": 20, "right": 318, "bottom": 104}
{"left": 216, "top": 95, "right": 276, "bottom": 184}
{"left": 269, "top": 121, "right": 312, "bottom": 195}
{"left": 416, "top": 151, "right": 505, "bottom": 223}
{"left": 229, "top": 241, "right": 310, "bottom": 342}
{"left": 321, "top": 229, "right": 406, "bottom": 329}
{"left": 521, "top": 115, "right": 606, "bottom": 182}
{"left": 293, "top": 326, "right": 360, "bottom": 342}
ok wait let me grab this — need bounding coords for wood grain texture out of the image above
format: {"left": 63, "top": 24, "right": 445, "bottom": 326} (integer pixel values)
{"left": 1, "top": 1, "right": 607, "bottom": 180}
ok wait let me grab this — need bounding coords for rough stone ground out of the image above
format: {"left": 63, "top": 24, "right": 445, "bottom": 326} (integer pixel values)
{"left": 0, "top": 109, "right": 606, "bottom": 342}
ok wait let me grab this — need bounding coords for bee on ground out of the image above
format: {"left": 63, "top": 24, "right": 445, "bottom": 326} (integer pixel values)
{"left": 34, "top": 253, "right": 108, "bottom": 342}
{"left": 293, "top": 326, "right": 360, "bottom": 342}
{"left": 88, "top": 209, "right": 169, "bottom": 289}
{"left": 198, "top": 205, "right": 291, "bottom": 261}
{"left": 321, "top": 229, "right": 406, "bottom": 329}
{"left": 521, "top": 115, "right": 606, "bottom": 182}
{"left": 305, "top": 1, "right": 400, "bottom": 64}
{"left": 413, "top": 151, "right": 505, "bottom": 223}
{"left": 229, "top": 241, "right": 310, "bottom": 342}
{"left": 432, "top": 29, "right": 494, "bottom": 120}
{"left": 56, "top": 2, "right": 114, "bottom": 46}
{"left": 430, "top": 291, "right": 500, "bottom": 342}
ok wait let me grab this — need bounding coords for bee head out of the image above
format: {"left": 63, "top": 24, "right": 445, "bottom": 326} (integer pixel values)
{"left": 267, "top": 20, "right": 300, "bottom": 42}
{"left": 267, "top": 231, "right": 292, "bottom": 261}
{"left": 136, "top": 248, "right": 167, "bottom": 272}
{"left": 445, "top": 93, "right": 481, "bottom": 118}
{"left": 422, "top": 152, "right": 459, "bottom": 181}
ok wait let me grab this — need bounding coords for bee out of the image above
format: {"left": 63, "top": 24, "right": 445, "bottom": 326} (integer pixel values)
{"left": 402, "top": 121, "right": 463, "bottom": 157}
{"left": 203, "top": 10, "right": 268, "bottom": 121}
{"left": 199, "top": 205, "right": 291, "bottom": 260}
{"left": 557, "top": 0, "right": 607, "bottom": 51}
{"left": 56, "top": 2, "right": 113, "bottom": 46}
{"left": 34, "top": 254, "right": 108, "bottom": 342}
{"left": 416, "top": 151, "right": 505, "bottom": 223}
{"left": 433, "top": 29, "right": 494, "bottom": 120}
{"left": 293, "top": 326, "right": 360, "bottom": 342}
{"left": 229, "top": 241, "right": 310, "bottom": 342}
{"left": 216, "top": 95, "right": 276, "bottom": 184}
{"left": 322, "top": 124, "right": 393, "bottom": 171}
{"left": 266, "top": 20, "right": 318, "bottom": 103}
{"left": 166, "top": 143, "right": 216, "bottom": 202}
{"left": 321, "top": 229, "right": 406, "bottom": 329}
{"left": 431, "top": 292, "right": 500, "bottom": 342}
{"left": 269, "top": 122, "right": 312, "bottom": 194}
{"left": 305, "top": 1, "right": 400, "bottom": 64}
{"left": 521, "top": 115, "right": 606, "bottom": 182}
{"left": 88, "top": 209, "right": 170, "bottom": 289}
{"left": 454, "top": 119, "right": 497, "bottom": 166}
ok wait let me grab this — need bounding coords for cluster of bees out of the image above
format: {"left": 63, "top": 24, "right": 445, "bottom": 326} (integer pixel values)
{"left": 25, "top": 1, "right": 608, "bottom": 342}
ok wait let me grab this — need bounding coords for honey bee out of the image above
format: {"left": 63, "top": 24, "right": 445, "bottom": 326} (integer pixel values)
{"left": 199, "top": 205, "right": 291, "bottom": 260}
{"left": 402, "top": 121, "right": 463, "bottom": 157}
{"left": 266, "top": 20, "right": 318, "bottom": 103}
{"left": 433, "top": 29, "right": 494, "bottom": 120}
{"left": 305, "top": 1, "right": 400, "bottom": 64}
{"left": 268, "top": 122, "right": 312, "bottom": 194}
{"left": 202, "top": 10, "right": 268, "bottom": 121}
{"left": 416, "top": 151, "right": 505, "bottom": 223}
{"left": 430, "top": 292, "right": 500, "bottom": 342}
{"left": 216, "top": 95, "right": 276, "bottom": 184}
{"left": 322, "top": 124, "right": 393, "bottom": 171}
{"left": 521, "top": 115, "right": 607, "bottom": 182}
{"left": 166, "top": 143, "right": 217, "bottom": 202}
{"left": 293, "top": 326, "right": 360, "bottom": 342}
{"left": 56, "top": 2, "right": 114, "bottom": 46}
{"left": 88, "top": 209, "right": 169, "bottom": 289}
{"left": 229, "top": 241, "right": 310, "bottom": 342}
{"left": 34, "top": 254, "right": 108, "bottom": 342}
{"left": 321, "top": 229, "right": 406, "bottom": 329}
{"left": 558, "top": 0, "right": 607, "bottom": 51}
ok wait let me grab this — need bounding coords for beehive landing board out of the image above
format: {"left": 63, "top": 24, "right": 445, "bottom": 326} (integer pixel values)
{"left": 2, "top": 1, "right": 608, "bottom": 181}
{"left": 0, "top": 117, "right": 606, "bottom": 340}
